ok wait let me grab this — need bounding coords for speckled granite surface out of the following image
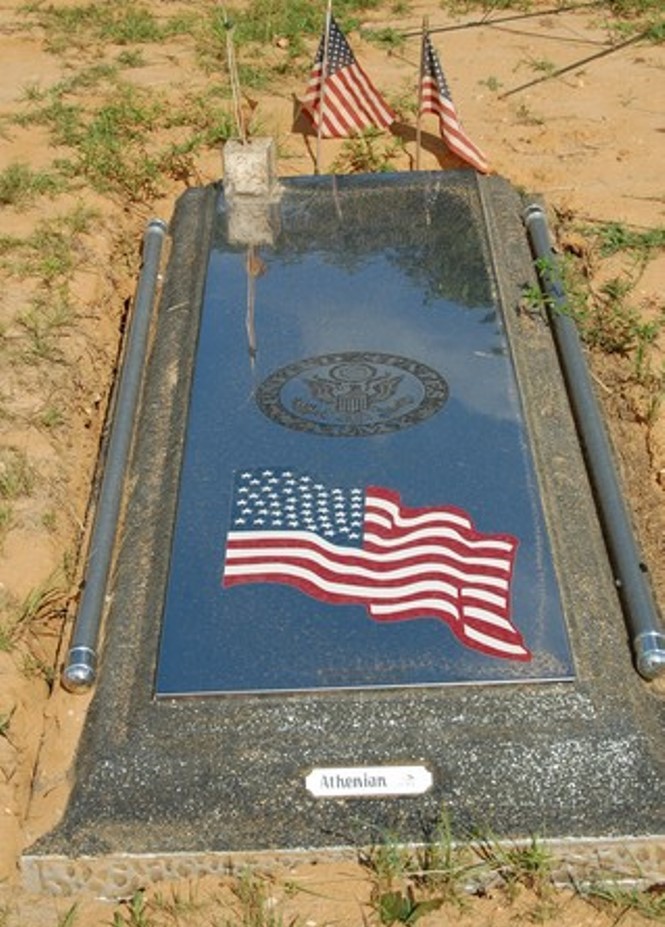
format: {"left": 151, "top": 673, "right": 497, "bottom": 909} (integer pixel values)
{"left": 23, "top": 173, "right": 665, "bottom": 894}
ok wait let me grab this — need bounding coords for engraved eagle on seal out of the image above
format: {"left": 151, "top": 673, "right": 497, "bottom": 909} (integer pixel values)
{"left": 256, "top": 352, "right": 449, "bottom": 437}
{"left": 305, "top": 361, "right": 403, "bottom": 416}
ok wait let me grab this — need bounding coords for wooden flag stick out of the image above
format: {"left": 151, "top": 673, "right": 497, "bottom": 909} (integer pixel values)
{"left": 221, "top": 5, "right": 246, "bottom": 142}
{"left": 415, "top": 16, "right": 428, "bottom": 171}
{"left": 316, "top": 0, "right": 333, "bottom": 174}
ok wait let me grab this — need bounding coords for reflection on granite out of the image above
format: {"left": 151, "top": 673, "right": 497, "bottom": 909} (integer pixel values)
{"left": 157, "top": 173, "right": 573, "bottom": 695}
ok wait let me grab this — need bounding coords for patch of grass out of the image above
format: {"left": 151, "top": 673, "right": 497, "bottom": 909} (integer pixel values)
{"left": 226, "top": 869, "right": 293, "bottom": 927}
{"left": 112, "top": 891, "right": 151, "bottom": 927}
{"left": 0, "top": 707, "right": 16, "bottom": 740}
{"left": 362, "top": 26, "right": 406, "bottom": 50}
{"left": 15, "top": 577, "right": 68, "bottom": 634}
{"left": 20, "top": 1, "right": 185, "bottom": 53}
{"left": 41, "top": 509, "right": 57, "bottom": 531}
{"left": 387, "top": 84, "right": 419, "bottom": 120}
{"left": 37, "top": 403, "right": 66, "bottom": 430}
{"left": 18, "top": 290, "right": 75, "bottom": 362}
{"left": 70, "top": 83, "right": 165, "bottom": 198}
{"left": 0, "top": 574, "right": 68, "bottom": 655}
{"left": 374, "top": 886, "right": 442, "bottom": 925}
{"left": 0, "top": 447, "right": 35, "bottom": 500}
{"left": 412, "top": 810, "right": 476, "bottom": 903}
{"left": 578, "top": 880, "right": 665, "bottom": 920}
{"left": 606, "top": 0, "right": 665, "bottom": 32}
{"left": 0, "top": 503, "right": 12, "bottom": 545}
{"left": 331, "top": 127, "right": 405, "bottom": 173}
{"left": 554, "top": 214, "right": 665, "bottom": 413}
{"left": 442, "top": 0, "right": 532, "bottom": 12}
{"left": 0, "top": 161, "right": 66, "bottom": 207}
{"left": 360, "top": 812, "right": 480, "bottom": 926}
{"left": 594, "top": 221, "right": 665, "bottom": 260}
{"left": 1, "top": 207, "right": 95, "bottom": 285}
{"left": 472, "top": 832, "right": 554, "bottom": 901}
{"left": 360, "top": 831, "right": 414, "bottom": 891}
{"left": 14, "top": 96, "right": 85, "bottom": 148}
{"left": 34, "top": 206, "right": 93, "bottom": 273}
{"left": 23, "top": 80, "right": 231, "bottom": 199}
{"left": 21, "top": 650, "right": 58, "bottom": 686}
{"left": 521, "top": 55, "right": 557, "bottom": 76}
{"left": 152, "top": 884, "right": 206, "bottom": 922}
{"left": 167, "top": 90, "right": 239, "bottom": 146}
{"left": 116, "top": 48, "right": 146, "bottom": 68}
{"left": 479, "top": 75, "right": 503, "bottom": 92}
{"left": 514, "top": 102, "right": 544, "bottom": 126}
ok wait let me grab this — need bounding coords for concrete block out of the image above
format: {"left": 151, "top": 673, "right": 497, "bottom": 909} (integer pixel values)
{"left": 223, "top": 137, "right": 277, "bottom": 198}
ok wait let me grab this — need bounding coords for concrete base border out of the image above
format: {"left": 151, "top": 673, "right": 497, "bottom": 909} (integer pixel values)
{"left": 21, "top": 835, "right": 665, "bottom": 900}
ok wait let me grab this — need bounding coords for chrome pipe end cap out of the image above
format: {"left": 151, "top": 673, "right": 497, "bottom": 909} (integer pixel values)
{"left": 634, "top": 631, "right": 665, "bottom": 681}
{"left": 61, "top": 646, "right": 97, "bottom": 693}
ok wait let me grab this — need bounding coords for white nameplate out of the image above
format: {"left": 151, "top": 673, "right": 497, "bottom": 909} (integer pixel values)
{"left": 305, "top": 764, "right": 433, "bottom": 798}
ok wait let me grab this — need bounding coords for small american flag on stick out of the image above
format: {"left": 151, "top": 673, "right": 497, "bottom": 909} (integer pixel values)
{"left": 222, "top": 469, "right": 530, "bottom": 662}
{"left": 420, "top": 32, "right": 489, "bottom": 173}
{"left": 301, "top": 14, "right": 395, "bottom": 138}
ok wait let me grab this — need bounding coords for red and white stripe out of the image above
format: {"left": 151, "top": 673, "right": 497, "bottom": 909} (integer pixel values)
{"left": 304, "top": 62, "right": 395, "bottom": 138}
{"left": 223, "top": 487, "right": 530, "bottom": 662}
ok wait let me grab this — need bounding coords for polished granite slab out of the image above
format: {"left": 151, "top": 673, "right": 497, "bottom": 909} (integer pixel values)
{"left": 156, "top": 173, "right": 573, "bottom": 696}
{"left": 24, "top": 173, "right": 665, "bottom": 884}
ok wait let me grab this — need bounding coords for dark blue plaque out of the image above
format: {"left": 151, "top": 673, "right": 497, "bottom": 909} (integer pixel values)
{"left": 155, "top": 174, "right": 574, "bottom": 695}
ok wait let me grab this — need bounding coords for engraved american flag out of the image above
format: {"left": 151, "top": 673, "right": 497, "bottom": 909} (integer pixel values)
{"left": 301, "top": 15, "right": 395, "bottom": 138}
{"left": 222, "top": 469, "right": 530, "bottom": 662}
{"left": 420, "top": 33, "right": 489, "bottom": 173}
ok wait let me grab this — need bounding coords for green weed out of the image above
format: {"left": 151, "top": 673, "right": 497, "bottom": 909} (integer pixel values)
{"left": 578, "top": 880, "right": 665, "bottom": 920}
{"left": 472, "top": 832, "right": 553, "bottom": 899}
{"left": 374, "top": 886, "right": 442, "bottom": 925}
{"left": 20, "top": 1, "right": 188, "bottom": 54}
{"left": 56, "top": 904, "right": 78, "bottom": 927}
{"left": 331, "top": 127, "right": 405, "bottom": 173}
{"left": 0, "top": 162, "right": 65, "bottom": 207}
{"left": 412, "top": 810, "right": 475, "bottom": 902}
{"left": 0, "top": 447, "right": 35, "bottom": 500}
{"left": 514, "top": 102, "right": 544, "bottom": 126}
{"left": 41, "top": 509, "right": 57, "bottom": 531}
{"left": 0, "top": 503, "right": 12, "bottom": 545}
{"left": 152, "top": 883, "right": 205, "bottom": 921}
{"left": 0, "top": 707, "right": 15, "bottom": 740}
{"left": 226, "top": 869, "right": 292, "bottom": 927}
{"left": 0, "top": 207, "right": 93, "bottom": 287}
{"left": 479, "top": 75, "right": 503, "bottom": 91}
{"left": 22, "top": 651, "right": 58, "bottom": 686}
{"left": 14, "top": 97, "right": 85, "bottom": 148}
{"left": 0, "top": 575, "right": 67, "bottom": 655}
{"left": 15, "top": 577, "right": 68, "bottom": 633}
{"left": 360, "top": 832, "right": 414, "bottom": 891}
{"left": 18, "top": 290, "right": 75, "bottom": 362}
{"left": 112, "top": 891, "right": 151, "bottom": 927}
{"left": 167, "top": 90, "right": 239, "bottom": 146}
{"left": 116, "top": 48, "right": 146, "bottom": 68}
{"left": 362, "top": 27, "right": 406, "bottom": 50}
{"left": 521, "top": 55, "right": 557, "bottom": 76}
{"left": 594, "top": 221, "right": 665, "bottom": 260}
{"left": 387, "top": 84, "right": 419, "bottom": 120}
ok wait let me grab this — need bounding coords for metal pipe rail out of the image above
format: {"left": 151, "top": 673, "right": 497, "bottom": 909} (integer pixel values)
{"left": 523, "top": 203, "right": 665, "bottom": 680}
{"left": 61, "top": 218, "right": 168, "bottom": 692}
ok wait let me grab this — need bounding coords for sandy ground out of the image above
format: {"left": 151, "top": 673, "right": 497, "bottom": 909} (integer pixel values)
{"left": 0, "top": 0, "right": 664, "bottom": 923}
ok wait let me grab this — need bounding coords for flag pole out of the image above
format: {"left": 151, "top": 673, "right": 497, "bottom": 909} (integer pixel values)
{"left": 416, "top": 17, "right": 428, "bottom": 171}
{"left": 221, "top": 5, "right": 246, "bottom": 143}
{"left": 316, "top": 0, "right": 333, "bottom": 174}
